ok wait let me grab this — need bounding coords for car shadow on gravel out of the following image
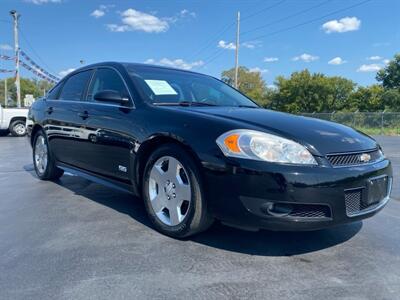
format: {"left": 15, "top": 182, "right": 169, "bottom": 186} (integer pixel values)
{"left": 24, "top": 164, "right": 362, "bottom": 256}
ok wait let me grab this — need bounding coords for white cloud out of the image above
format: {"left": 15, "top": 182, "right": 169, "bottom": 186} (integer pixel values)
{"left": 357, "top": 64, "right": 383, "bottom": 73}
{"left": 179, "top": 9, "right": 196, "bottom": 18}
{"left": 0, "top": 44, "right": 13, "bottom": 51}
{"left": 373, "top": 42, "right": 391, "bottom": 47}
{"left": 367, "top": 55, "right": 383, "bottom": 61}
{"left": 249, "top": 67, "right": 268, "bottom": 74}
{"left": 383, "top": 59, "right": 390, "bottom": 65}
{"left": 322, "top": 17, "right": 361, "bottom": 33}
{"left": 165, "top": 9, "right": 196, "bottom": 23}
{"left": 144, "top": 58, "right": 204, "bottom": 70}
{"left": 218, "top": 40, "right": 236, "bottom": 50}
{"left": 264, "top": 57, "right": 279, "bottom": 63}
{"left": 107, "top": 8, "right": 195, "bottom": 33}
{"left": 242, "top": 41, "right": 261, "bottom": 49}
{"left": 242, "top": 43, "right": 255, "bottom": 49}
{"left": 328, "top": 57, "right": 347, "bottom": 65}
{"left": 91, "top": 9, "right": 105, "bottom": 18}
{"left": 107, "top": 9, "right": 169, "bottom": 33}
{"left": 292, "top": 53, "right": 319, "bottom": 62}
{"left": 59, "top": 68, "right": 75, "bottom": 77}
{"left": 25, "top": 0, "right": 61, "bottom": 4}
{"left": 91, "top": 5, "right": 114, "bottom": 18}
{"left": 218, "top": 40, "right": 260, "bottom": 50}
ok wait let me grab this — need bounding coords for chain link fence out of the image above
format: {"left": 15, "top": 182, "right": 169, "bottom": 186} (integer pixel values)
{"left": 298, "top": 112, "right": 400, "bottom": 135}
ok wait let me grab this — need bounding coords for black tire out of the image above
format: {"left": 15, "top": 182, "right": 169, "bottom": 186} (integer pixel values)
{"left": 32, "top": 130, "right": 64, "bottom": 180}
{"left": 9, "top": 120, "right": 27, "bottom": 137}
{"left": 142, "top": 144, "right": 213, "bottom": 238}
{"left": 0, "top": 130, "right": 9, "bottom": 137}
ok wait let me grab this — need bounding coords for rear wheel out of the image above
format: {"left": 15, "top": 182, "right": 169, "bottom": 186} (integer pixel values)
{"left": 10, "top": 120, "right": 27, "bottom": 137}
{"left": 142, "top": 144, "right": 213, "bottom": 238}
{"left": 33, "top": 131, "right": 64, "bottom": 180}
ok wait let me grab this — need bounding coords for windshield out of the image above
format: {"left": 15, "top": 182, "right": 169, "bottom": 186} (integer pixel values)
{"left": 125, "top": 65, "right": 259, "bottom": 108}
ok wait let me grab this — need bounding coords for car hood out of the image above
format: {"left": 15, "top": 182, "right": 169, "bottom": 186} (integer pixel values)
{"left": 185, "top": 107, "right": 377, "bottom": 156}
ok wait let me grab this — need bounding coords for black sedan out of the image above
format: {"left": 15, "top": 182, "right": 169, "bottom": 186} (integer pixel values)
{"left": 27, "top": 62, "right": 393, "bottom": 238}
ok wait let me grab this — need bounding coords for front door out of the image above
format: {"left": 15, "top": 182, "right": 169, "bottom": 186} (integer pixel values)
{"left": 79, "top": 67, "right": 136, "bottom": 182}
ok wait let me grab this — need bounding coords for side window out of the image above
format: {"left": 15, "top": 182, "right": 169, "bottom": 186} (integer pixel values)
{"left": 47, "top": 83, "right": 62, "bottom": 100}
{"left": 58, "top": 70, "right": 92, "bottom": 101}
{"left": 87, "top": 68, "right": 128, "bottom": 101}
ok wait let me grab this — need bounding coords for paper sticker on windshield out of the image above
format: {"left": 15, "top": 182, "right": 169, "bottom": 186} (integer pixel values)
{"left": 144, "top": 80, "right": 178, "bottom": 95}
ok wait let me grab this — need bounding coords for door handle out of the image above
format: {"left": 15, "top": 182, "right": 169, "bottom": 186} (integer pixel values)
{"left": 46, "top": 107, "right": 54, "bottom": 114}
{"left": 78, "top": 111, "right": 89, "bottom": 119}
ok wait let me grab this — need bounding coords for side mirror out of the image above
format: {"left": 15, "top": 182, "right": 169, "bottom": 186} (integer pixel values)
{"left": 94, "top": 90, "right": 129, "bottom": 104}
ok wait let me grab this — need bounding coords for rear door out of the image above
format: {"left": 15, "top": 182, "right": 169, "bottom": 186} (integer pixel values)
{"left": 45, "top": 70, "right": 93, "bottom": 168}
{"left": 79, "top": 67, "right": 136, "bottom": 182}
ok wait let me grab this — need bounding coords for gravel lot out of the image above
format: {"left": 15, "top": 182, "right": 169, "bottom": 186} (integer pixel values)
{"left": 0, "top": 136, "right": 399, "bottom": 300}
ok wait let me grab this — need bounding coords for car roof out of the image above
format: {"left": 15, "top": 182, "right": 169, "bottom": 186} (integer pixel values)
{"left": 65, "top": 61, "right": 207, "bottom": 78}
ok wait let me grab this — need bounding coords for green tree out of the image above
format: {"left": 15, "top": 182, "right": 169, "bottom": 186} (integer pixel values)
{"left": 221, "top": 66, "right": 268, "bottom": 106}
{"left": 1, "top": 77, "right": 53, "bottom": 107}
{"left": 381, "top": 88, "right": 400, "bottom": 111}
{"left": 347, "top": 85, "right": 385, "bottom": 111}
{"left": 0, "top": 78, "right": 13, "bottom": 107}
{"left": 377, "top": 54, "right": 400, "bottom": 90}
{"left": 270, "top": 69, "right": 355, "bottom": 113}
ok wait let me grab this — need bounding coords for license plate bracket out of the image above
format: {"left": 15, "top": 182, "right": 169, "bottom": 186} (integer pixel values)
{"left": 365, "top": 176, "right": 389, "bottom": 206}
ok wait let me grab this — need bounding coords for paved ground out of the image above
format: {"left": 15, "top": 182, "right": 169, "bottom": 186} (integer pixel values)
{"left": 0, "top": 136, "right": 399, "bottom": 300}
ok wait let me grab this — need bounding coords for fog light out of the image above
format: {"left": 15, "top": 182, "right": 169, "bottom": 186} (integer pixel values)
{"left": 261, "top": 202, "right": 293, "bottom": 217}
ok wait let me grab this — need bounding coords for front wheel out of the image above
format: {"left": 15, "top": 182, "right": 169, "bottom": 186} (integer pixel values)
{"left": 10, "top": 120, "right": 27, "bottom": 137}
{"left": 142, "top": 144, "right": 213, "bottom": 238}
{"left": 33, "top": 131, "right": 64, "bottom": 180}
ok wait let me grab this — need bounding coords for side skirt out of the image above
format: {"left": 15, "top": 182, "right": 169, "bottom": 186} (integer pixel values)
{"left": 57, "top": 162, "right": 137, "bottom": 196}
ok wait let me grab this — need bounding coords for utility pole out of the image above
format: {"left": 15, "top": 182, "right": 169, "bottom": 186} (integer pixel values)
{"left": 4, "top": 78, "right": 8, "bottom": 108}
{"left": 10, "top": 10, "right": 21, "bottom": 108}
{"left": 234, "top": 11, "right": 240, "bottom": 89}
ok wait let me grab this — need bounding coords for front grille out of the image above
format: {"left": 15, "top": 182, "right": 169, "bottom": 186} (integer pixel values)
{"left": 289, "top": 204, "right": 331, "bottom": 219}
{"left": 345, "top": 189, "right": 364, "bottom": 216}
{"left": 327, "top": 149, "right": 383, "bottom": 167}
{"left": 344, "top": 186, "right": 389, "bottom": 217}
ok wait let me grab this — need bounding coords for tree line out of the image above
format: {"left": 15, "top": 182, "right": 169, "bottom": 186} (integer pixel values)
{"left": 1, "top": 53, "right": 399, "bottom": 111}
{"left": 222, "top": 53, "right": 400, "bottom": 113}
{"left": 0, "top": 78, "right": 53, "bottom": 107}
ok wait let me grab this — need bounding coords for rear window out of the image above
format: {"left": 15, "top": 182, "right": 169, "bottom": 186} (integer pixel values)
{"left": 59, "top": 70, "right": 92, "bottom": 101}
{"left": 47, "top": 83, "right": 62, "bottom": 100}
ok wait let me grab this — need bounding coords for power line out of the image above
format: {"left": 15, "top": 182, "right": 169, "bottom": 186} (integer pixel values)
{"left": 187, "top": 21, "right": 235, "bottom": 62}
{"left": 189, "top": 1, "right": 286, "bottom": 63}
{"left": 241, "top": 0, "right": 372, "bottom": 43}
{"left": 240, "top": 0, "right": 286, "bottom": 22}
{"left": 19, "top": 28, "right": 57, "bottom": 74}
{"left": 202, "top": 48, "right": 226, "bottom": 68}
{"left": 241, "top": 0, "right": 331, "bottom": 36}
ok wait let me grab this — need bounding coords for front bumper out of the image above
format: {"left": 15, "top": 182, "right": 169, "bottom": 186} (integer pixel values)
{"left": 202, "top": 157, "right": 393, "bottom": 231}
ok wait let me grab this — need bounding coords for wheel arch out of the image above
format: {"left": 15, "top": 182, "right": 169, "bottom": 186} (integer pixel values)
{"left": 134, "top": 133, "right": 204, "bottom": 194}
{"left": 9, "top": 116, "right": 27, "bottom": 128}
{"left": 30, "top": 124, "right": 43, "bottom": 147}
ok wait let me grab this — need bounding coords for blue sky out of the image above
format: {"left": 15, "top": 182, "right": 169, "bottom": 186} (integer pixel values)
{"left": 0, "top": 0, "right": 399, "bottom": 86}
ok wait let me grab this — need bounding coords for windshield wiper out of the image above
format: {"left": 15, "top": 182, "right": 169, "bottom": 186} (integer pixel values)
{"left": 153, "top": 101, "right": 217, "bottom": 107}
{"left": 237, "top": 105, "right": 260, "bottom": 108}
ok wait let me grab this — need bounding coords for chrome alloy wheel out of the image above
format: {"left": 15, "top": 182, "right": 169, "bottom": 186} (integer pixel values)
{"left": 14, "top": 123, "right": 26, "bottom": 136}
{"left": 148, "top": 156, "right": 191, "bottom": 226}
{"left": 34, "top": 135, "right": 48, "bottom": 175}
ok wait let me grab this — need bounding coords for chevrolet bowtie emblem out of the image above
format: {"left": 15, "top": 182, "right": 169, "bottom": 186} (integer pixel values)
{"left": 360, "top": 153, "right": 371, "bottom": 163}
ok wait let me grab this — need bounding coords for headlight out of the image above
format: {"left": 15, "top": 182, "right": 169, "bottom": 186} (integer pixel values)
{"left": 216, "top": 129, "right": 317, "bottom": 165}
